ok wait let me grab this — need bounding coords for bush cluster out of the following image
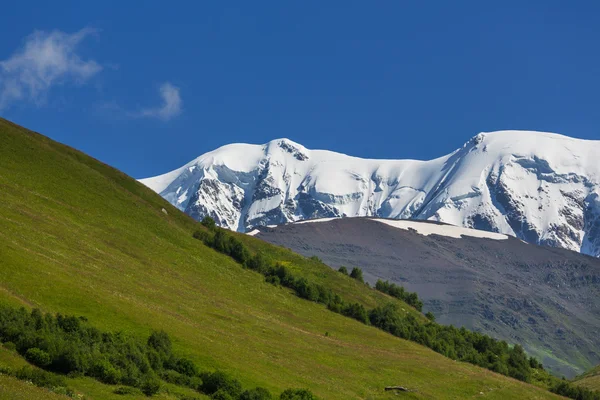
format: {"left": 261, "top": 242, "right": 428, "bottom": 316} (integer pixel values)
{"left": 551, "top": 381, "right": 600, "bottom": 400}
{"left": 368, "top": 302, "right": 537, "bottom": 381}
{"left": 374, "top": 280, "right": 423, "bottom": 311}
{"left": 0, "top": 305, "right": 317, "bottom": 399}
{"left": 194, "top": 223, "right": 553, "bottom": 386}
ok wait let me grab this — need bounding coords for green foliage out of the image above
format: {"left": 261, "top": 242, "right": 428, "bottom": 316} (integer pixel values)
{"left": 341, "top": 303, "right": 369, "bottom": 324}
{"left": 2, "top": 341, "right": 16, "bottom": 351}
{"left": 425, "top": 312, "right": 435, "bottom": 322}
{"left": 279, "top": 388, "right": 318, "bottom": 400}
{"left": 349, "top": 267, "right": 364, "bottom": 283}
{"left": 148, "top": 330, "right": 172, "bottom": 356}
{"left": 337, "top": 266, "right": 348, "bottom": 275}
{"left": 201, "top": 216, "right": 217, "bottom": 230}
{"left": 551, "top": 381, "right": 600, "bottom": 400}
{"left": 0, "top": 306, "right": 182, "bottom": 393}
{"left": 15, "top": 366, "right": 67, "bottom": 390}
{"left": 309, "top": 256, "right": 322, "bottom": 263}
{"left": 201, "top": 371, "right": 243, "bottom": 398}
{"left": 25, "top": 348, "right": 51, "bottom": 367}
{"left": 141, "top": 374, "right": 162, "bottom": 396}
{"left": 375, "top": 279, "right": 423, "bottom": 311}
{"left": 367, "top": 302, "right": 548, "bottom": 384}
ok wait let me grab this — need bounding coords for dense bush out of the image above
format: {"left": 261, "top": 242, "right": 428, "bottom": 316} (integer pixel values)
{"left": 375, "top": 280, "right": 423, "bottom": 311}
{"left": 337, "top": 266, "right": 348, "bottom": 275}
{"left": 201, "top": 371, "right": 243, "bottom": 398}
{"left": 25, "top": 347, "right": 52, "bottom": 367}
{"left": 202, "top": 216, "right": 217, "bottom": 230}
{"left": 551, "top": 381, "right": 600, "bottom": 400}
{"left": 349, "top": 267, "right": 364, "bottom": 283}
{"left": 15, "top": 366, "right": 67, "bottom": 390}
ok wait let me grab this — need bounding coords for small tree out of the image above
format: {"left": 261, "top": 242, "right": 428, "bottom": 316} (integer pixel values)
{"left": 425, "top": 312, "right": 435, "bottom": 322}
{"left": 25, "top": 348, "right": 51, "bottom": 367}
{"left": 350, "top": 267, "right": 364, "bottom": 283}
{"left": 202, "top": 371, "right": 242, "bottom": 398}
{"left": 141, "top": 374, "right": 161, "bottom": 396}
{"left": 201, "top": 216, "right": 217, "bottom": 230}
{"left": 337, "top": 266, "right": 348, "bottom": 275}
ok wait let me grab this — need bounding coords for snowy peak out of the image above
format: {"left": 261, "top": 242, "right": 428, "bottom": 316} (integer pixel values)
{"left": 140, "top": 130, "right": 600, "bottom": 257}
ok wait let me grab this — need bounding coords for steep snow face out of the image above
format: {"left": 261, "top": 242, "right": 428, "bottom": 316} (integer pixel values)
{"left": 139, "top": 132, "right": 600, "bottom": 256}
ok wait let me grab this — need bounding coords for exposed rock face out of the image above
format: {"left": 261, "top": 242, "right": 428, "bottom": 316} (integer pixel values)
{"left": 253, "top": 218, "right": 600, "bottom": 378}
{"left": 140, "top": 131, "right": 600, "bottom": 257}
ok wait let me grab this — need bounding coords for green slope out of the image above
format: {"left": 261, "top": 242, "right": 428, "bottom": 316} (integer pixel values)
{"left": 0, "top": 117, "right": 562, "bottom": 399}
{"left": 574, "top": 365, "right": 600, "bottom": 391}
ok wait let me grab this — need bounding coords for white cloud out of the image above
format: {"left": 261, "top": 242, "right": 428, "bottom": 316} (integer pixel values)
{"left": 138, "top": 82, "right": 182, "bottom": 121}
{"left": 0, "top": 28, "right": 102, "bottom": 109}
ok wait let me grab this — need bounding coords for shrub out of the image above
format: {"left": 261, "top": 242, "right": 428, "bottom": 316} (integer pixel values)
{"left": 266, "top": 275, "right": 281, "bottom": 286}
{"left": 201, "top": 216, "right": 217, "bottom": 230}
{"left": 25, "top": 347, "right": 51, "bottom": 367}
{"left": 148, "top": 330, "right": 172, "bottom": 356}
{"left": 15, "top": 366, "right": 66, "bottom": 389}
{"left": 349, "top": 267, "right": 364, "bottom": 283}
{"left": 141, "top": 374, "right": 161, "bottom": 396}
{"left": 90, "top": 359, "right": 121, "bottom": 384}
{"left": 201, "top": 371, "right": 242, "bottom": 398}
{"left": 337, "top": 266, "right": 348, "bottom": 275}
{"left": 0, "top": 364, "right": 12, "bottom": 375}
{"left": 342, "top": 302, "right": 369, "bottom": 324}
{"left": 279, "top": 388, "right": 318, "bottom": 400}
{"left": 375, "top": 280, "right": 423, "bottom": 311}
{"left": 211, "top": 389, "right": 235, "bottom": 400}
{"left": 425, "top": 312, "right": 435, "bottom": 322}
{"left": 2, "top": 342, "right": 16, "bottom": 351}
{"left": 175, "top": 357, "right": 199, "bottom": 377}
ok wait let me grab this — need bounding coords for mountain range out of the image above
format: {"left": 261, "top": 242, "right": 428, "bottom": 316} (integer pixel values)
{"left": 140, "top": 130, "right": 600, "bottom": 257}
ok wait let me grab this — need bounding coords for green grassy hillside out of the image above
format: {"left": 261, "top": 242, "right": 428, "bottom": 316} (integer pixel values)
{"left": 574, "top": 366, "right": 600, "bottom": 391}
{"left": 0, "top": 117, "right": 563, "bottom": 399}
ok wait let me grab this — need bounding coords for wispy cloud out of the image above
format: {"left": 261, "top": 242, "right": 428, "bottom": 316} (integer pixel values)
{"left": 0, "top": 28, "right": 102, "bottom": 110}
{"left": 137, "top": 82, "right": 182, "bottom": 121}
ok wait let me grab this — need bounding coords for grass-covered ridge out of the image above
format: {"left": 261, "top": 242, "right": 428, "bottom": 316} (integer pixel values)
{"left": 574, "top": 365, "right": 600, "bottom": 392}
{"left": 196, "top": 219, "right": 545, "bottom": 384}
{"left": 0, "top": 117, "right": 566, "bottom": 399}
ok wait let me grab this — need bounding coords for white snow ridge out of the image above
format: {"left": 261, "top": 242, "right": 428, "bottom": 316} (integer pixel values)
{"left": 140, "top": 131, "right": 600, "bottom": 257}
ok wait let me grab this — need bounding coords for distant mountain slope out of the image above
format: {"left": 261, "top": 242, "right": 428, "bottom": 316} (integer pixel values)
{"left": 0, "top": 117, "right": 567, "bottom": 399}
{"left": 140, "top": 131, "right": 600, "bottom": 257}
{"left": 253, "top": 217, "right": 600, "bottom": 378}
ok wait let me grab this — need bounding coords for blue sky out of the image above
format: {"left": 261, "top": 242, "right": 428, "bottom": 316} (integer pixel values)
{"left": 1, "top": 1, "right": 599, "bottom": 178}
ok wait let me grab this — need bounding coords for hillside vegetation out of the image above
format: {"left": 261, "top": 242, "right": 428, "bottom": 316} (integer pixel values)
{"left": 0, "top": 117, "right": 566, "bottom": 399}
{"left": 574, "top": 366, "right": 600, "bottom": 391}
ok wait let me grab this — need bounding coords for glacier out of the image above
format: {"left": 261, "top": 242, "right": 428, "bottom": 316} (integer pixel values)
{"left": 139, "top": 130, "right": 600, "bottom": 257}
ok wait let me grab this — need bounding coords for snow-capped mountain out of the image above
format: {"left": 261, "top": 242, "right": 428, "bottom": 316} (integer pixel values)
{"left": 140, "top": 131, "right": 600, "bottom": 256}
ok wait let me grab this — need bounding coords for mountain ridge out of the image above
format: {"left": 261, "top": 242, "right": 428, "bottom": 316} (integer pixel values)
{"left": 140, "top": 130, "right": 600, "bottom": 257}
